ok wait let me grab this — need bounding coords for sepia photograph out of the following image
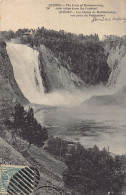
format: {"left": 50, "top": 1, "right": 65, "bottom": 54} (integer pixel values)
{"left": 0, "top": 0, "right": 126, "bottom": 194}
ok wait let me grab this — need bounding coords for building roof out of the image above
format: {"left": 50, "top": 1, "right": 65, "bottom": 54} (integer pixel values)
{"left": 23, "top": 32, "right": 31, "bottom": 35}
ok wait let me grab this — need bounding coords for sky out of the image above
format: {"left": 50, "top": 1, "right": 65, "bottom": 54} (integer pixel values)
{"left": 0, "top": 0, "right": 126, "bottom": 38}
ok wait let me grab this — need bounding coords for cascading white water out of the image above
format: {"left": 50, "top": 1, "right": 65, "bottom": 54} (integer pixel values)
{"left": 7, "top": 43, "right": 45, "bottom": 103}
{"left": 5, "top": 43, "right": 126, "bottom": 155}
{"left": 7, "top": 42, "right": 124, "bottom": 106}
{"left": 6, "top": 43, "right": 95, "bottom": 106}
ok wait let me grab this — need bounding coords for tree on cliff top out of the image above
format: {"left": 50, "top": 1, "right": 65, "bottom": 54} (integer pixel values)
{"left": 9, "top": 27, "right": 111, "bottom": 85}
{"left": 4, "top": 103, "right": 48, "bottom": 148}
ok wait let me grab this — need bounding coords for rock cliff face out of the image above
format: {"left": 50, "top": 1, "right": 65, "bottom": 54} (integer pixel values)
{"left": 38, "top": 45, "right": 86, "bottom": 93}
{"left": 83, "top": 43, "right": 126, "bottom": 106}
{"left": 0, "top": 41, "right": 28, "bottom": 115}
{"left": 106, "top": 44, "right": 126, "bottom": 89}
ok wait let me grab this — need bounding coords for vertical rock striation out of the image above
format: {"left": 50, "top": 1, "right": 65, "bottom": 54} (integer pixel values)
{"left": 106, "top": 44, "right": 126, "bottom": 90}
{"left": 38, "top": 45, "right": 86, "bottom": 93}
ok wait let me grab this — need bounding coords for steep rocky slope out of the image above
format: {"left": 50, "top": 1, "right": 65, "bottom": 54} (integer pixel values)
{"left": 0, "top": 134, "right": 65, "bottom": 194}
{"left": 84, "top": 43, "right": 126, "bottom": 106}
{"left": 0, "top": 41, "right": 28, "bottom": 116}
{"left": 106, "top": 44, "right": 126, "bottom": 89}
{"left": 0, "top": 137, "right": 30, "bottom": 165}
{"left": 38, "top": 45, "right": 86, "bottom": 92}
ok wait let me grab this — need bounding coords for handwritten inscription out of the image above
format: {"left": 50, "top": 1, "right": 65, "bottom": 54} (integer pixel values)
{"left": 91, "top": 17, "right": 126, "bottom": 23}
{"left": 46, "top": 3, "right": 126, "bottom": 23}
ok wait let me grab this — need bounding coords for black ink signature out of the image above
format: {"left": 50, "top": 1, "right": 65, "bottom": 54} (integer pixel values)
{"left": 91, "top": 16, "right": 126, "bottom": 23}
{"left": 91, "top": 17, "right": 111, "bottom": 23}
{"left": 112, "top": 17, "right": 126, "bottom": 23}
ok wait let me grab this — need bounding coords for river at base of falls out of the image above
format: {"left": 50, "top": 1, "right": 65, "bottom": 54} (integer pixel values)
{"left": 6, "top": 43, "right": 126, "bottom": 155}
{"left": 34, "top": 103, "right": 126, "bottom": 155}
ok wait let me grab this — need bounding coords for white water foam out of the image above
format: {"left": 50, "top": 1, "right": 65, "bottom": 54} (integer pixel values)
{"left": 7, "top": 43, "right": 122, "bottom": 106}
{"left": 6, "top": 43, "right": 94, "bottom": 106}
{"left": 7, "top": 43, "right": 45, "bottom": 103}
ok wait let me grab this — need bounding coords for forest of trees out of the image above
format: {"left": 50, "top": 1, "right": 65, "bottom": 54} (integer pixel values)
{"left": 3, "top": 28, "right": 126, "bottom": 85}
{"left": 45, "top": 137, "right": 126, "bottom": 195}
{"left": 3, "top": 104, "right": 126, "bottom": 195}
{"left": 33, "top": 27, "right": 111, "bottom": 85}
{"left": 4, "top": 103, "right": 48, "bottom": 148}
{"left": 1, "top": 28, "right": 126, "bottom": 195}
{"left": 1, "top": 27, "right": 112, "bottom": 85}
{"left": 63, "top": 144, "right": 126, "bottom": 195}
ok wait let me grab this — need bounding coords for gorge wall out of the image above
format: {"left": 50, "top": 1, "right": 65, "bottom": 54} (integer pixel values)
{"left": 106, "top": 44, "right": 126, "bottom": 90}
{"left": 38, "top": 45, "right": 86, "bottom": 93}
{"left": 84, "top": 43, "right": 126, "bottom": 106}
{"left": 2, "top": 37, "right": 126, "bottom": 107}
{"left": 6, "top": 43, "right": 86, "bottom": 106}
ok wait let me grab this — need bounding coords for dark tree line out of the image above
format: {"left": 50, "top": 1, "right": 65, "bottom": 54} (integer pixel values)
{"left": 0, "top": 30, "right": 14, "bottom": 41}
{"left": 33, "top": 27, "right": 111, "bottom": 85}
{"left": 45, "top": 137, "right": 126, "bottom": 195}
{"left": 1, "top": 27, "right": 112, "bottom": 85}
{"left": 4, "top": 103, "right": 48, "bottom": 148}
{"left": 63, "top": 144, "right": 126, "bottom": 195}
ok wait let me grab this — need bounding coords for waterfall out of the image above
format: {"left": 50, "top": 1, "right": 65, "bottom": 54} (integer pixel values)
{"left": 6, "top": 43, "right": 115, "bottom": 106}
{"left": 6, "top": 43, "right": 91, "bottom": 106}
{"left": 7, "top": 43, "right": 45, "bottom": 104}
